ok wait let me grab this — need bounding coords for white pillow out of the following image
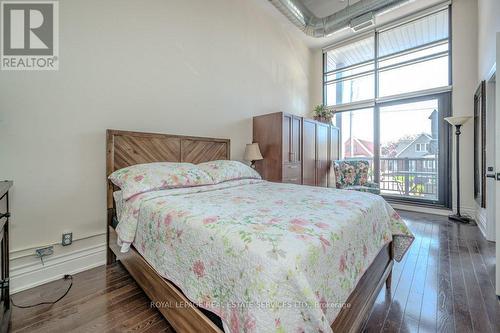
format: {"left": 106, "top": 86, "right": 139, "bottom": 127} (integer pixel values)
{"left": 197, "top": 160, "right": 261, "bottom": 184}
{"left": 108, "top": 162, "right": 214, "bottom": 200}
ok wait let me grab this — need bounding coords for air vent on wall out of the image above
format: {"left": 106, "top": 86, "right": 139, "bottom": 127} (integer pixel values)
{"left": 350, "top": 12, "right": 375, "bottom": 32}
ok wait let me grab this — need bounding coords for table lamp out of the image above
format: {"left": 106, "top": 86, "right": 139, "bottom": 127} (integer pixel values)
{"left": 244, "top": 143, "right": 263, "bottom": 168}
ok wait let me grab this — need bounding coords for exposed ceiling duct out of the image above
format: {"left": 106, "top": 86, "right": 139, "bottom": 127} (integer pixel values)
{"left": 269, "top": 0, "right": 410, "bottom": 37}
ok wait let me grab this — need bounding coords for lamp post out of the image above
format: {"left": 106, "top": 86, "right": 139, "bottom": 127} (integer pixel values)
{"left": 444, "top": 116, "right": 473, "bottom": 223}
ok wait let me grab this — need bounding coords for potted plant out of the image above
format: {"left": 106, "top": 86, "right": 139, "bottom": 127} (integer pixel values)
{"left": 313, "top": 105, "right": 334, "bottom": 123}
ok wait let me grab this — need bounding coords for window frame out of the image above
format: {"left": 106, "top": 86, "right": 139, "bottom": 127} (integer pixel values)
{"left": 323, "top": 5, "right": 453, "bottom": 208}
{"left": 322, "top": 5, "right": 452, "bottom": 109}
{"left": 323, "top": 32, "right": 376, "bottom": 106}
{"left": 415, "top": 143, "right": 430, "bottom": 152}
{"left": 374, "top": 92, "right": 452, "bottom": 207}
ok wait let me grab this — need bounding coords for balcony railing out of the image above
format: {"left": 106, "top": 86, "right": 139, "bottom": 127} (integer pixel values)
{"left": 379, "top": 157, "right": 438, "bottom": 200}
{"left": 346, "top": 157, "right": 438, "bottom": 201}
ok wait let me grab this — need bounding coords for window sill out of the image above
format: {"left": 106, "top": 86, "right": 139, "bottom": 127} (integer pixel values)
{"left": 384, "top": 197, "right": 451, "bottom": 216}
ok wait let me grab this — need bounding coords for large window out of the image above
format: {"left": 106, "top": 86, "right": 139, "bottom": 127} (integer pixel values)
{"left": 324, "top": 35, "right": 375, "bottom": 105}
{"left": 379, "top": 97, "right": 442, "bottom": 202}
{"left": 333, "top": 108, "right": 375, "bottom": 181}
{"left": 324, "top": 7, "right": 452, "bottom": 207}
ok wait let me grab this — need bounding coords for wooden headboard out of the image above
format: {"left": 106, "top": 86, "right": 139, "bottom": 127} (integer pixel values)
{"left": 106, "top": 129, "right": 230, "bottom": 210}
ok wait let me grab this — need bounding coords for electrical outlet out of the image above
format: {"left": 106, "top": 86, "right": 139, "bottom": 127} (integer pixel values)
{"left": 62, "top": 232, "right": 72, "bottom": 246}
{"left": 35, "top": 246, "right": 54, "bottom": 258}
{"left": 35, "top": 246, "right": 54, "bottom": 266}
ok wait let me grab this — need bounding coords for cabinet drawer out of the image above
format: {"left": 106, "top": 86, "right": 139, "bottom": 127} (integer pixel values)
{"left": 283, "top": 163, "right": 301, "bottom": 183}
{"left": 283, "top": 177, "right": 301, "bottom": 185}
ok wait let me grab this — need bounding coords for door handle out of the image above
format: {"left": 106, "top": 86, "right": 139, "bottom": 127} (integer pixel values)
{"left": 486, "top": 174, "right": 496, "bottom": 179}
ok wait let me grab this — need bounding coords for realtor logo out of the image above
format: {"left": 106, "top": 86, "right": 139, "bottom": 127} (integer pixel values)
{"left": 1, "top": 1, "right": 58, "bottom": 70}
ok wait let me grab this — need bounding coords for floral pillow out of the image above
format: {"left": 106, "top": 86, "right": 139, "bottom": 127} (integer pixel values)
{"left": 108, "top": 162, "right": 214, "bottom": 200}
{"left": 197, "top": 160, "right": 261, "bottom": 184}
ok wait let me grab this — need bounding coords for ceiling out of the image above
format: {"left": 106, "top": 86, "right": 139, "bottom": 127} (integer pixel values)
{"left": 301, "top": 0, "right": 362, "bottom": 19}
{"left": 269, "top": 0, "right": 411, "bottom": 38}
{"left": 262, "top": 0, "right": 446, "bottom": 48}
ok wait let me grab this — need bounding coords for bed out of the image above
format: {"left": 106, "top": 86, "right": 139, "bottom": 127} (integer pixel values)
{"left": 106, "top": 129, "right": 413, "bottom": 333}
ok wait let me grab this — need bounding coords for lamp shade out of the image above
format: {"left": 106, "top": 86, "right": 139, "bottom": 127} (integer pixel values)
{"left": 444, "top": 116, "right": 472, "bottom": 126}
{"left": 244, "top": 143, "right": 263, "bottom": 161}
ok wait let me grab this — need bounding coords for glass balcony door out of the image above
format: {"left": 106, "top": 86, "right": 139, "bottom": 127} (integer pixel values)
{"left": 376, "top": 93, "right": 451, "bottom": 206}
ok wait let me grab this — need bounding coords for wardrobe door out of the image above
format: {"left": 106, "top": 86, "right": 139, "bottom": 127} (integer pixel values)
{"left": 283, "top": 116, "right": 302, "bottom": 184}
{"left": 290, "top": 116, "right": 302, "bottom": 163}
{"left": 302, "top": 120, "right": 316, "bottom": 186}
{"left": 328, "top": 126, "right": 340, "bottom": 187}
{"left": 282, "top": 115, "right": 292, "bottom": 163}
{"left": 316, "top": 123, "right": 329, "bottom": 187}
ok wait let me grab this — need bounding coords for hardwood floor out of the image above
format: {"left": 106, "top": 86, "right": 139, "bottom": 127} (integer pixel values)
{"left": 365, "top": 211, "right": 499, "bottom": 333}
{"left": 11, "top": 211, "right": 499, "bottom": 332}
{"left": 11, "top": 264, "right": 173, "bottom": 333}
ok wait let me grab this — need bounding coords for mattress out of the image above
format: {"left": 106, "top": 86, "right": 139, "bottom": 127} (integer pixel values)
{"left": 114, "top": 179, "right": 413, "bottom": 333}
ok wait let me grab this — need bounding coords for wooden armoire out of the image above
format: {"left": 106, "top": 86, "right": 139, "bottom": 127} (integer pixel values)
{"left": 252, "top": 112, "right": 339, "bottom": 187}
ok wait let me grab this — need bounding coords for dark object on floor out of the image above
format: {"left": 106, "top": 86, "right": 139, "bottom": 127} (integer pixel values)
{"left": 11, "top": 275, "right": 72, "bottom": 308}
{"left": 448, "top": 213, "right": 472, "bottom": 224}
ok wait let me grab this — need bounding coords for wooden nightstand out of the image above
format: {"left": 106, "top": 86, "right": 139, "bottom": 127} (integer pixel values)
{"left": 0, "top": 181, "right": 12, "bottom": 333}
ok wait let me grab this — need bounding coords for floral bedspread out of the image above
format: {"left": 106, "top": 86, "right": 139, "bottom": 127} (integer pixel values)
{"left": 116, "top": 179, "right": 413, "bottom": 333}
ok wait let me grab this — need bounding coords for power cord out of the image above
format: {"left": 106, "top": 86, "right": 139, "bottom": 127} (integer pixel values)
{"left": 11, "top": 274, "right": 73, "bottom": 308}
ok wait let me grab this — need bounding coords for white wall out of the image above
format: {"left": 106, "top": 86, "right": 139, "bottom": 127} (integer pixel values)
{"left": 451, "top": 0, "right": 478, "bottom": 217}
{"left": 478, "top": 0, "right": 500, "bottom": 80}
{"left": 476, "top": 0, "right": 500, "bottom": 241}
{"left": 496, "top": 32, "right": 500, "bottom": 296}
{"left": 309, "top": 48, "right": 324, "bottom": 108}
{"left": 0, "top": 0, "right": 312, "bottom": 291}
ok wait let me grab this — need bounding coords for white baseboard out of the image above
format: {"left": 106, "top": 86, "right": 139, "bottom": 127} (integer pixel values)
{"left": 475, "top": 210, "right": 488, "bottom": 240}
{"left": 10, "top": 235, "right": 106, "bottom": 294}
{"left": 390, "top": 203, "right": 452, "bottom": 216}
{"left": 461, "top": 206, "right": 477, "bottom": 219}
{"left": 458, "top": 205, "right": 492, "bottom": 241}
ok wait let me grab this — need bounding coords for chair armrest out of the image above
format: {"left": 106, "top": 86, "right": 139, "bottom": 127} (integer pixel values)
{"left": 364, "top": 182, "right": 380, "bottom": 189}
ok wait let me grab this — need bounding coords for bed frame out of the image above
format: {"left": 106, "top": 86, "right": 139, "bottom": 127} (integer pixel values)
{"left": 106, "top": 129, "right": 393, "bottom": 333}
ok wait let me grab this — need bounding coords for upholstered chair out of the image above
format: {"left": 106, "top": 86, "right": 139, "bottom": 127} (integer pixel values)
{"left": 332, "top": 159, "right": 380, "bottom": 195}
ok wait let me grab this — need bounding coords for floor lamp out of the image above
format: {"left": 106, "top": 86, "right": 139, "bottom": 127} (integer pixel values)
{"left": 444, "top": 116, "right": 473, "bottom": 223}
